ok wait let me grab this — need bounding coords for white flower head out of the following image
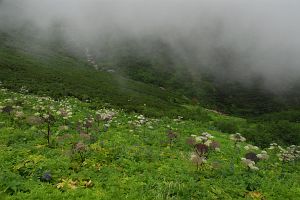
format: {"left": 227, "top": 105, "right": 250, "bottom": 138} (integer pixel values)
{"left": 241, "top": 157, "right": 259, "bottom": 171}
{"left": 230, "top": 133, "right": 246, "bottom": 142}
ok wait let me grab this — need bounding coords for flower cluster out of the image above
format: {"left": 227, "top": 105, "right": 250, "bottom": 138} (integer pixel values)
{"left": 82, "top": 117, "right": 94, "bottom": 133}
{"left": 190, "top": 132, "right": 220, "bottom": 151}
{"left": 14, "top": 110, "right": 25, "bottom": 120}
{"left": 137, "top": 114, "right": 147, "bottom": 124}
{"left": 191, "top": 132, "right": 214, "bottom": 145}
{"left": 230, "top": 133, "right": 246, "bottom": 143}
{"left": 173, "top": 116, "right": 183, "bottom": 122}
{"left": 128, "top": 114, "right": 148, "bottom": 127}
{"left": 95, "top": 109, "right": 116, "bottom": 122}
{"left": 20, "top": 86, "right": 29, "bottom": 94}
{"left": 241, "top": 149, "right": 270, "bottom": 171}
{"left": 56, "top": 108, "right": 73, "bottom": 120}
{"left": 268, "top": 143, "right": 283, "bottom": 150}
{"left": 1, "top": 101, "right": 25, "bottom": 119}
{"left": 257, "top": 150, "right": 269, "bottom": 160}
{"left": 277, "top": 145, "right": 300, "bottom": 162}
{"left": 41, "top": 113, "right": 55, "bottom": 121}
{"left": 26, "top": 116, "right": 44, "bottom": 125}
{"left": 287, "top": 145, "right": 300, "bottom": 159}
{"left": 189, "top": 132, "right": 221, "bottom": 169}
{"left": 241, "top": 158, "right": 259, "bottom": 171}
{"left": 244, "top": 144, "right": 259, "bottom": 151}
{"left": 267, "top": 143, "right": 300, "bottom": 162}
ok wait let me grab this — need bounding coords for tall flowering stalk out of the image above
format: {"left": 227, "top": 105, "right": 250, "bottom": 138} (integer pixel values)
{"left": 42, "top": 113, "right": 55, "bottom": 147}
{"left": 230, "top": 133, "right": 246, "bottom": 159}
{"left": 73, "top": 142, "right": 88, "bottom": 164}
{"left": 189, "top": 132, "right": 220, "bottom": 170}
{"left": 229, "top": 133, "right": 246, "bottom": 173}
{"left": 166, "top": 130, "right": 177, "bottom": 147}
{"left": 230, "top": 133, "right": 246, "bottom": 147}
{"left": 83, "top": 117, "right": 94, "bottom": 134}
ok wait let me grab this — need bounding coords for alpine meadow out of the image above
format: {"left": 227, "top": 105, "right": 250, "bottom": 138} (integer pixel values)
{"left": 0, "top": 1, "right": 299, "bottom": 199}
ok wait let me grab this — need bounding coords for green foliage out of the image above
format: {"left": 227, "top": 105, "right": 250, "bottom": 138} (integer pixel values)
{"left": 242, "top": 121, "right": 300, "bottom": 148}
{"left": 256, "top": 110, "right": 300, "bottom": 123}
{"left": 214, "top": 119, "right": 239, "bottom": 134}
{"left": 0, "top": 89, "right": 299, "bottom": 199}
{"left": 267, "top": 120, "right": 300, "bottom": 145}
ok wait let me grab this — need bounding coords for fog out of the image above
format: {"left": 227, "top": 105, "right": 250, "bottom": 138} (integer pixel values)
{"left": 1, "top": 0, "right": 300, "bottom": 91}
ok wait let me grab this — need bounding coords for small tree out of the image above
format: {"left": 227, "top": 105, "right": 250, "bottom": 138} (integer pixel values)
{"left": 42, "top": 113, "right": 55, "bottom": 147}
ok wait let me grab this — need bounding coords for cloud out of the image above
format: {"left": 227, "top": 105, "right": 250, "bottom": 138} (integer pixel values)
{"left": 1, "top": 0, "right": 300, "bottom": 91}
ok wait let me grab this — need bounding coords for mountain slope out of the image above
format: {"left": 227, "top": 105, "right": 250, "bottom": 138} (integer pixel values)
{"left": 1, "top": 29, "right": 300, "bottom": 146}
{"left": 0, "top": 88, "right": 299, "bottom": 199}
{"left": 0, "top": 33, "right": 194, "bottom": 118}
{"left": 1, "top": 28, "right": 300, "bottom": 117}
{"left": 84, "top": 36, "right": 295, "bottom": 116}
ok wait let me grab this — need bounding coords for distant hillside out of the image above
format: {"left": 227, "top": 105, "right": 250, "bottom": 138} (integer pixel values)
{"left": 0, "top": 27, "right": 299, "bottom": 117}
{"left": 0, "top": 31, "right": 196, "bottom": 119}
{"left": 86, "top": 36, "right": 294, "bottom": 116}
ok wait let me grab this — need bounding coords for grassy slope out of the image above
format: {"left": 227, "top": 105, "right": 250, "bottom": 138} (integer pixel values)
{"left": 0, "top": 89, "right": 299, "bottom": 199}
{"left": 1, "top": 31, "right": 300, "bottom": 148}
{"left": 0, "top": 33, "right": 191, "bottom": 118}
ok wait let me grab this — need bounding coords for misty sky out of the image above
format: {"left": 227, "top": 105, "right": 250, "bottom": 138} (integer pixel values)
{"left": 0, "top": 0, "right": 300, "bottom": 90}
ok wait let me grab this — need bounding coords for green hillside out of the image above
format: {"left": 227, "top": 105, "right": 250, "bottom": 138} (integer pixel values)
{"left": 1, "top": 30, "right": 296, "bottom": 118}
{"left": 0, "top": 32, "right": 194, "bottom": 119}
{"left": 1, "top": 30, "right": 300, "bottom": 148}
{"left": 86, "top": 37, "right": 294, "bottom": 116}
{"left": 0, "top": 88, "right": 299, "bottom": 199}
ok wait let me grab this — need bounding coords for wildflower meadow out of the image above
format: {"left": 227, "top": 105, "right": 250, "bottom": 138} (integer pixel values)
{"left": 0, "top": 86, "right": 299, "bottom": 199}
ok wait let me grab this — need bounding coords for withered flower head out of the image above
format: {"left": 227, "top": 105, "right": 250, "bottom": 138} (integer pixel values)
{"left": 245, "top": 152, "right": 259, "bottom": 163}
{"left": 186, "top": 137, "right": 196, "bottom": 146}
{"left": 210, "top": 141, "right": 220, "bottom": 150}
{"left": 195, "top": 143, "right": 209, "bottom": 155}
{"left": 2, "top": 105, "right": 13, "bottom": 114}
{"left": 74, "top": 141, "right": 86, "bottom": 152}
{"left": 167, "top": 130, "right": 177, "bottom": 139}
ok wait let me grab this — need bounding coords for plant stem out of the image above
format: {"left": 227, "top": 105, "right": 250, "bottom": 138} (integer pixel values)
{"left": 47, "top": 122, "right": 51, "bottom": 147}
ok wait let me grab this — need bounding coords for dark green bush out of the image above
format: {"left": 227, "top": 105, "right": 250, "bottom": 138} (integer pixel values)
{"left": 214, "top": 120, "right": 239, "bottom": 134}
{"left": 243, "top": 121, "right": 300, "bottom": 147}
{"left": 268, "top": 120, "right": 300, "bottom": 145}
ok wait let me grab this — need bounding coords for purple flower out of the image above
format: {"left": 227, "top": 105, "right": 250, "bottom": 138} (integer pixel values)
{"left": 41, "top": 172, "right": 52, "bottom": 182}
